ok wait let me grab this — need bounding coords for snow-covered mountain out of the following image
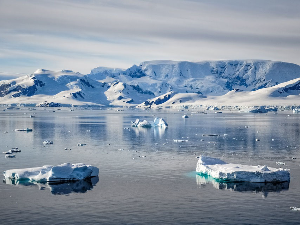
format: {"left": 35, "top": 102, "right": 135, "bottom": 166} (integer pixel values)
{"left": 0, "top": 60, "right": 299, "bottom": 108}
{"left": 90, "top": 60, "right": 300, "bottom": 96}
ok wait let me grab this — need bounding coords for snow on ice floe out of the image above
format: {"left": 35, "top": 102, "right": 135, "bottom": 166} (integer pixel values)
{"left": 3, "top": 163, "right": 99, "bottom": 183}
{"left": 196, "top": 156, "right": 290, "bottom": 183}
{"left": 131, "top": 117, "right": 168, "bottom": 128}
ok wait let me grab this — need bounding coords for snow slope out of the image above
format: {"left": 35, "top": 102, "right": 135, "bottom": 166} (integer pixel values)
{"left": 91, "top": 60, "right": 300, "bottom": 96}
{"left": 142, "top": 78, "right": 300, "bottom": 108}
{"left": 0, "top": 60, "right": 299, "bottom": 108}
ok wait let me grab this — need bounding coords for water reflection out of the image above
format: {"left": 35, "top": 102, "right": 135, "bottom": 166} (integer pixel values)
{"left": 196, "top": 174, "right": 289, "bottom": 198}
{"left": 131, "top": 126, "right": 167, "bottom": 137}
{"left": 3, "top": 177, "right": 99, "bottom": 195}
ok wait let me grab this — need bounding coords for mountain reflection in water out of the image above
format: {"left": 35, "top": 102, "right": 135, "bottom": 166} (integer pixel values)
{"left": 3, "top": 177, "right": 99, "bottom": 195}
{"left": 196, "top": 174, "right": 289, "bottom": 198}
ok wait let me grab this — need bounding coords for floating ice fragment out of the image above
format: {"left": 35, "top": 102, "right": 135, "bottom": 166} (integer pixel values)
{"left": 131, "top": 117, "right": 168, "bottom": 128}
{"left": 276, "top": 162, "right": 286, "bottom": 165}
{"left": 43, "top": 140, "right": 53, "bottom": 145}
{"left": 15, "top": 128, "right": 32, "bottom": 132}
{"left": 3, "top": 150, "right": 13, "bottom": 154}
{"left": 290, "top": 207, "right": 300, "bottom": 211}
{"left": 77, "top": 143, "right": 86, "bottom": 146}
{"left": 173, "top": 139, "right": 188, "bottom": 143}
{"left": 11, "top": 148, "right": 21, "bottom": 153}
{"left": 3, "top": 163, "right": 99, "bottom": 183}
{"left": 202, "top": 134, "right": 219, "bottom": 137}
{"left": 196, "top": 156, "right": 290, "bottom": 183}
{"left": 293, "top": 109, "right": 300, "bottom": 114}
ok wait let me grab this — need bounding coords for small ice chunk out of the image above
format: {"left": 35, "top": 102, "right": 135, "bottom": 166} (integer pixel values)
{"left": 290, "top": 207, "right": 300, "bottom": 211}
{"left": 131, "top": 117, "right": 168, "bottom": 128}
{"left": 15, "top": 128, "right": 33, "bottom": 132}
{"left": 3, "top": 163, "right": 99, "bottom": 183}
{"left": 43, "top": 140, "right": 53, "bottom": 145}
{"left": 11, "top": 148, "right": 21, "bottom": 153}
{"left": 173, "top": 139, "right": 188, "bottom": 143}
{"left": 196, "top": 156, "right": 290, "bottom": 183}
{"left": 3, "top": 150, "right": 13, "bottom": 154}
{"left": 77, "top": 143, "right": 86, "bottom": 146}
{"left": 276, "top": 162, "right": 285, "bottom": 165}
{"left": 202, "top": 134, "right": 219, "bottom": 137}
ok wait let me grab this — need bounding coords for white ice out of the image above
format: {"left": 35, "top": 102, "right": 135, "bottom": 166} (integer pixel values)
{"left": 131, "top": 117, "right": 168, "bottom": 128}
{"left": 196, "top": 156, "right": 290, "bottom": 183}
{"left": 3, "top": 163, "right": 99, "bottom": 183}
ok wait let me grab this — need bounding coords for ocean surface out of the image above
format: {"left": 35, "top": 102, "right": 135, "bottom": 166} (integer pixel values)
{"left": 0, "top": 108, "right": 300, "bottom": 224}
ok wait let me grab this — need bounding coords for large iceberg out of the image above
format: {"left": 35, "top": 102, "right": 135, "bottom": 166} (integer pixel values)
{"left": 3, "top": 163, "right": 99, "bottom": 183}
{"left": 196, "top": 156, "right": 290, "bottom": 183}
{"left": 131, "top": 117, "right": 168, "bottom": 128}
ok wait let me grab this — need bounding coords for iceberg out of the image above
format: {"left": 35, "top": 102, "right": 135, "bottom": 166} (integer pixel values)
{"left": 152, "top": 117, "right": 168, "bottom": 128}
{"left": 3, "top": 163, "right": 99, "bottom": 183}
{"left": 131, "top": 117, "right": 168, "bottom": 128}
{"left": 196, "top": 156, "right": 290, "bottom": 183}
{"left": 131, "top": 119, "right": 152, "bottom": 128}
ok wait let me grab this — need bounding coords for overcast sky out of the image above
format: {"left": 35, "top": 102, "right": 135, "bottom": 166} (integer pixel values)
{"left": 1, "top": 0, "right": 300, "bottom": 76}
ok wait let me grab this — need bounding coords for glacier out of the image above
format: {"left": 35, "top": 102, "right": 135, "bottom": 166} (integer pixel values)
{"left": 3, "top": 163, "right": 99, "bottom": 183}
{"left": 196, "top": 156, "right": 290, "bottom": 183}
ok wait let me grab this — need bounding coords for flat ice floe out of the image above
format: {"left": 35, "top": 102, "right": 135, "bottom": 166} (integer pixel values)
{"left": 196, "top": 156, "right": 290, "bottom": 183}
{"left": 3, "top": 163, "right": 99, "bottom": 183}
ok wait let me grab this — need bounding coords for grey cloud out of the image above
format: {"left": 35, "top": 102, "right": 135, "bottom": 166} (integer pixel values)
{"left": 0, "top": 0, "right": 300, "bottom": 74}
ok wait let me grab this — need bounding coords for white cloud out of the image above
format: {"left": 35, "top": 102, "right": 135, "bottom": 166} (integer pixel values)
{"left": 0, "top": 0, "right": 300, "bottom": 74}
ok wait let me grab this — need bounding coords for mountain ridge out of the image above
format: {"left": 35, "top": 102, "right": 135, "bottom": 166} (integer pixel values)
{"left": 0, "top": 60, "right": 299, "bottom": 108}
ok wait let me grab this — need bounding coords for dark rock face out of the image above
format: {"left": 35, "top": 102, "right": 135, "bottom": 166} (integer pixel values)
{"left": 0, "top": 78, "right": 45, "bottom": 97}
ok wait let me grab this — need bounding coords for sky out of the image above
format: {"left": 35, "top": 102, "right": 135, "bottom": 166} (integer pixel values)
{"left": 1, "top": 0, "right": 300, "bottom": 77}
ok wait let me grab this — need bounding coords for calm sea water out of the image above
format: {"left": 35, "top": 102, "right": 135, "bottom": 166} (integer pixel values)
{"left": 0, "top": 108, "right": 300, "bottom": 224}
